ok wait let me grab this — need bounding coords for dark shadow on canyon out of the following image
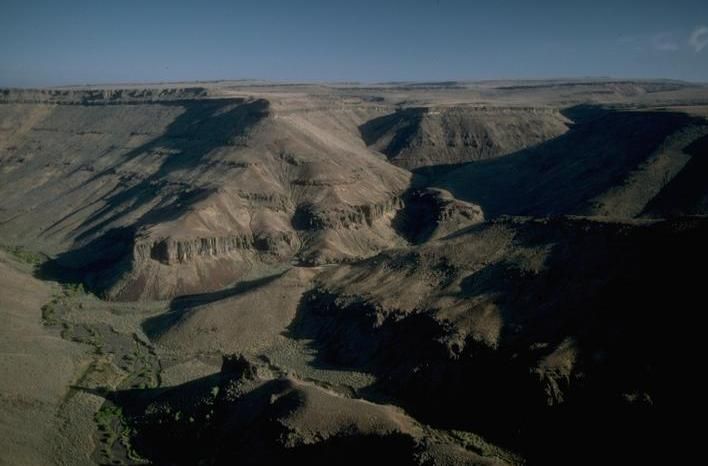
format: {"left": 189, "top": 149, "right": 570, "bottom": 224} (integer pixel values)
{"left": 286, "top": 215, "right": 708, "bottom": 464}
{"left": 410, "top": 106, "right": 706, "bottom": 218}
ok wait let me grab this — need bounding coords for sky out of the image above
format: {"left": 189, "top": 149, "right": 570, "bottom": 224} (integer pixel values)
{"left": 1, "top": 0, "right": 707, "bottom": 87}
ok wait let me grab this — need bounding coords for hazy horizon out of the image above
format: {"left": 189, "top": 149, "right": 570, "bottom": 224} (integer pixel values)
{"left": 2, "top": 0, "right": 708, "bottom": 87}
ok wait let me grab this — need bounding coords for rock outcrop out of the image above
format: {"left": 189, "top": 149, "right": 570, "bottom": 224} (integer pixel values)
{"left": 395, "top": 187, "right": 484, "bottom": 243}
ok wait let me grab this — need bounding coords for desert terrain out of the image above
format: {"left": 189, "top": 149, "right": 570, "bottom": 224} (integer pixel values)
{"left": 1, "top": 79, "right": 707, "bottom": 465}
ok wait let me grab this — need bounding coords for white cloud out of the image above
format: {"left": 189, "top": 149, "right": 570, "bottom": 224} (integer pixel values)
{"left": 689, "top": 26, "right": 708, "bottom": 53}
{"left": 652, "top": 33, "right": 679, "bottom": 52}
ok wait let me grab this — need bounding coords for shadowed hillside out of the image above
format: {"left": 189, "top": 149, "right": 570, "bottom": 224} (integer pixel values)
{"left": 290, "top": 216, "right": 706, "bottom": 464}
{"left": 422, "top": 106, "right": 708, "bottom": 218}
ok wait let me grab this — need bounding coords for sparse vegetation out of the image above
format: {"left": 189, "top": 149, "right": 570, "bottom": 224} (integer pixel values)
{"left": 41, "top": 303, "right": 57, "bottom": 325}
{"left": 62, "top": 282, "right": 87, "bottom": 297}
{"left": 447, "top": 429, "right": 523, "bottom": 464}
{"left": 34, "top": 276, "right": 160, "bottom": 464}
{"left": 94, "top": 404, "right": 147, "bottom": 464}
{"left": 0, "top": 244, "right": 43, "bottom": 266}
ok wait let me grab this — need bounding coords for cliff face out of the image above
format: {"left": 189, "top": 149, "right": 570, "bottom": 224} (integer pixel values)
{"left": 135, "top": 231, "right": 300, "bottom": 265}
{"left": 140, "top": 236, "right": 255, "bottom": 264}
{"left": 360, "top": 106, "right": 569, "bottom": 169}
{"left": 293, "top": 197, "right": 404, "bottom": 231}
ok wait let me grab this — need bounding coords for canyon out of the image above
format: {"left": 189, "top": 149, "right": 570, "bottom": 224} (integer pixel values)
{"left": 1, "top": 79, "right": 707, "bottom": 465}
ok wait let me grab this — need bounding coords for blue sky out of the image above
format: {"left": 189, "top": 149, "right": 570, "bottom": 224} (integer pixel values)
{"left": 1, "top": 0, "right": 707, "bottom": 86}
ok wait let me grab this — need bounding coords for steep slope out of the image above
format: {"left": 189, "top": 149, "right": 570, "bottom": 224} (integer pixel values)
{"left": 0, "top": 91, "right": 411, "bottom": 300}
{"left": 588, "top": 123, "right": 708, "bottom": 217}
{"left": 291, "top": 216, "right": 707, "bottom": 464}
{"left": 109, "top": 354, "right": 515, "bottom": 465}
{"left": 642, "top": 132, "right": 708, "bottom": 217}
{"left": 359, "top": 106, "right": 569, "bottom": 169}
{"left": 428, "top": 107, "right": 708, "bottom": 218}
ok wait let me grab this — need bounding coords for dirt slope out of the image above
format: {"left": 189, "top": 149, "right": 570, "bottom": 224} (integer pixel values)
{"left": 360, "top": 106, "right": 569, "bottom": 169}
{"left": 144, "top": 267, "right": 318, "bottom": 356}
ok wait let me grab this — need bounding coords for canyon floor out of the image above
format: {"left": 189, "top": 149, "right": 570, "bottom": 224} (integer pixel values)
{"left": 1, "top": 79, "right": 707, "bottom": 465}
